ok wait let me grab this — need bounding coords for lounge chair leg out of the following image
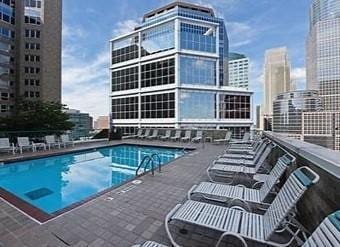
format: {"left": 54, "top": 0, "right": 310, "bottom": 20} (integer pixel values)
{"left": 216, "top": 232, "right": 248, "bottom": 247}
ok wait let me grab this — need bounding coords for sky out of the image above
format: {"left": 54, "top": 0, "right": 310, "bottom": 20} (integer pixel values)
{"left": 62, "top": 0, "right": 311, "bottom": 119}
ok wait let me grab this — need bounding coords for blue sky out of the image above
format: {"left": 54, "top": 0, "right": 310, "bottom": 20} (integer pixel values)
{"left": 62, "top": 0, "right": 310, "bottom": 119}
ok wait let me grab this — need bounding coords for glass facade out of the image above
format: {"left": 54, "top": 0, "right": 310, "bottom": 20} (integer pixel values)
{"left": 180, "top": 23, "right": 216, "bottom": 53}
{"left": 180, "top": 56, "right": 216, "bottom": 86}
{"left": 112, "top": 66, "right": 138, "bottom": 92}
{"left": 141, "top": 92, "right": 175, "bottom": 119}
{"left": 141, "top": 21, "right": 175, "bottom": 57}
{"left": 112, "top": 34, "right": 139, "bottom": 64}
{"left": 112, "top": 96, "right": 139, "bottom": 120}
{"left": 273, "top": 91, "right": 322, "bottom": 134}
{"left": 141, "top": 58, "right": 175, "bottom": 87}
{"left": 220, "top": 95, "right": 251, "bottom": 119}
{"left": 0, "top": 1, "right": 14, "bottom": 24}
{"left": 179, "top": 91, "right": 215, "bottom": 119}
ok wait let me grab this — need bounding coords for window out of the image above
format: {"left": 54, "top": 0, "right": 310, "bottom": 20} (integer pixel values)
{"left": 112, "top": 66, "right": 138, "bottom": 92}
{"left": 0, "top": 41, "right": 10, "bottom": 52}
{"left": 0, "top": 27, "right": 14, "bottom": 39}
{"left": 112, "top": 34, "right": 139, "bottom": 64}
{"left": 112, "top": 96, "right": 138, "bottom": 119}
{"left": 180, "top": 23, "right": 216, "bottom": 53}
{"left": 1, "top": 92, "right": 9, "bottom": 100}
{"left": 0, "top": 54, "right": 10, "bottom": 64}
{"left": 25, "top": 29, "right": 41, "bottom": 38}
{"left": 180, "top": 91, "right": 216, "bottom": 119}
{"left": 0, "top": 2, "right": 15, "bottom": 24}
{"left": 141, "top": 92, "right": 175, "bottom": 119}
{"left": 180, "top": 56, "right": 216, "bottom": 85}
{"left": 141, "top": 58, "right": 175, "bottom": 87}
{"left": 141, "top": 21, "right": 175, "bottom": 57}
{"left": 219, "top": 95, "right": 251, "bottom": 119}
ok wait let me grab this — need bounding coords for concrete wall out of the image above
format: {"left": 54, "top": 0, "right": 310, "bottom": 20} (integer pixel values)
{"left": 264, "top": 132, "right": 340, "bottom": 232}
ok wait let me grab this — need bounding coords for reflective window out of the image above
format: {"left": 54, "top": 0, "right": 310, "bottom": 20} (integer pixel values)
{"left": 141, "top": 58, "right": 175, "bottom": 87}
{"left": 25, "top": 0, "right": 43, "bottom": 25}
{"left": 180, "top": 23, "right": 216, "bottom": 53}
{"left": 0, "top": 26, "right": 14, "bottom": 39}
{"left": 141, "top": 21, "right": 175, "bottom": 57}
{"left": 112, "top": 66, "right": 138, "bottom": 92}
{"left": 112, "top": 34, "right": 139, "bottom": 64}
{"left": 112, "top": 96, "right": 138, "bottom": 119}
{"left": 0, "top": 1, "right": 15, "bottom": 24}
{"left": 141, "top": 92, "right": 175, "bottom": 119}
{"left": 180, "top": 56, "right": 216, "bottom": 85}
{"left": 0, "top": 66, "right": 9, "bottom": 76}
{"left": 219, "top": 95, "right": 251, "bottom": 119}
{"left": 180, "top": 91, "right": 216, "bottom": 119}
{"left": 0, "top": 54, "right": 10, "bottom": 64}
{"left": 0, "top": 41, "right": 10, "bottom": 52}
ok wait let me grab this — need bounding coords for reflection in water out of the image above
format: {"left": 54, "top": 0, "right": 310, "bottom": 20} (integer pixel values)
{"left": 0, "top": 145, "right": 184, "bottom": 214}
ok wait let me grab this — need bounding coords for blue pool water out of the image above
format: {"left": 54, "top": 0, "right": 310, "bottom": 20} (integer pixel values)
{"left": 0, "top": 145, "right": 185, "bottom": 214}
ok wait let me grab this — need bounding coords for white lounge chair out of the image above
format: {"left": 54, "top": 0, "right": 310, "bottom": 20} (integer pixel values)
{"left": 170, "top": 130, "right": 181, "bottom": 141}
{"left": 188, "top": 154, "right": 293, "bottom": 211}
{"left": 60, "top": 134, "right": 74, "bottom": 148}
{"left": 45, "top": 135, "right": 61, "bottom": 150}
{"left": 192, "top": 130, "right": 203, "bottom": 143}
{"left": 221, "top": 139, "right": 266, "bottom": 160}
{"left": 139, "top": 129, "right": 150, "bottom": 139}
{"left": 230, "top": 132, "right": 251, "bottom": 145}
{"left": 207, "top": 142, "right": 275, "bottom": 183}
{"left": 146, "top": 129, "right": 159, "bottom": 140}
{"left": 214, "top": 140, "right": 270, "bottom": 167}
{"left": 122, "top": 129, "right": 143, "bottom": 139}
{"left": 213, "top": 131, "right": 231, "bottom": 144}
{"left": 17, "top": 137, "right": 34, "bottom": 153}
{"left": 181, "top": 130, "right": 191, "bottom": 142}
{"left": 160, "top": 130, "right": 171, "bottom": 141}
{"left": 165, "top": 167, "right": 320, "bottom": 247}
{"left": 302, "top": 210, "right": 340, "bottom": 247}
{"left": 0, "top": 138, "right": 15, "bottom": 154}
{"left": 132, "top": 241, "right": 168, "bottom": 247}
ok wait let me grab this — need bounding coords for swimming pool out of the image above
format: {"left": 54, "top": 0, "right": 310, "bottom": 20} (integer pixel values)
{"left": 0, "top": 144, "right": 185, "bottom": 219}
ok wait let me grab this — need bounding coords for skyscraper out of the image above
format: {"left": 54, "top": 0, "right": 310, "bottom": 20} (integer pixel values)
{"left": 110, "top": 1, "right": 253, "bottom": 135}
{"left": 0, "top": 0, "right": 62, "bottom": 116}
{"left": 306, "top": 0, "right": 340, "bottom": 111}
{"left": 263, "top": 47, "right": 291, "bottom": 128}
{"left": 228, "top": 52, "right": 249, "bottom": 88}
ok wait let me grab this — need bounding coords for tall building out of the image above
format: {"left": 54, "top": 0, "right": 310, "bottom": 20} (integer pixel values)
{"left": 0, "top": 0, "right": 62, "bottom": 116}
{"left": 263, "top": 47, "right": 291, "bottom": 118}
{"left": 273, "top": 90, "right": 321, "bottom": 138}
{"left": 110, "top": 1, "right": 253, "bottom": 135}
{"left": 228, "top": 52, "right": 249, "bottom": 88}
{"left": 66, "top": 109, "right": 93, "bottom": 140}
{"left": 306, "top": 0, "right": 340, "bottom": 111}
{"left": 303, "top": 0, "right": 340, "bottom": 151}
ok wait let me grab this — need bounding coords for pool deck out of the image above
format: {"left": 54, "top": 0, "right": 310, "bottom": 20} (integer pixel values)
{"left": 0, "top": 139, "right": 253, "bottom": 247}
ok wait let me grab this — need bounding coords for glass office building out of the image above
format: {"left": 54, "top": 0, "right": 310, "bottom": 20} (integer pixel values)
{"left": 110, "top": 2, "right": 253, "bottom": 132}
{"left": 273, "top": 91, "right": 321, "bottom": 137}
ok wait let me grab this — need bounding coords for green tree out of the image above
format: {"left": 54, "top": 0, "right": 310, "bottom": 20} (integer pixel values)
{"left": 0, "top": 99, "right": 74, "bottom": 136}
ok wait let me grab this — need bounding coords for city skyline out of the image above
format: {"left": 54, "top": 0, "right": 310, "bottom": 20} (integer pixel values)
{"left": 62, "top": 0, "right": 310, "bottom": 119}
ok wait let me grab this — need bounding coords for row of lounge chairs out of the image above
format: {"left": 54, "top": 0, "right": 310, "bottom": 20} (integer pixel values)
{"left": 134, "top": 136, "right": 339, "bottom": 247}
{"left": 0, "top": 135, "right": 74, "bottom": 154}
{"left": 124, "top": 129, "right": 203, "bottom": 143}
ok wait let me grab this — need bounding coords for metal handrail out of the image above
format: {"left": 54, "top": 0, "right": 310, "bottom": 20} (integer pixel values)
{"left": 151, "top": 153, "right": 162, "bottom": 173}
{"left": 135, "top": 155, "right": 155, "bottom": 176}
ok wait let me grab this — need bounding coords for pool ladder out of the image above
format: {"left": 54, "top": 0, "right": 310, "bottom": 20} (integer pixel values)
{"left": 135, "top": 153, "right": 162, "bottom": 176}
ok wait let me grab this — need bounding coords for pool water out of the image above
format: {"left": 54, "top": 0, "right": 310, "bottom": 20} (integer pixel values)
{"left": 0, "top": 145, "right": 185, "bottom": 214}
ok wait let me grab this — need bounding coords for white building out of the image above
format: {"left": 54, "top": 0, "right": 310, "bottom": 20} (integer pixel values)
{"left": 228, "top": 53, "right": 249, "bottom": 88}
{"left": 109, "top": 2, "right": 253, "bottom": 135}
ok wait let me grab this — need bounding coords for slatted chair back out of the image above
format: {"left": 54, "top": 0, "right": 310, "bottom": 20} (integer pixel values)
{"left": 61, "top": 135, "right": 71, "bottom": 143}
{"left": 254, "top": 142, "right": 274, "bottom": 170}
{"left": 252, "top": 140, "right": 269, "bottom": 163}
{"left": 225, "top": 131, "right": 232, "bottom": 140}
{"left": 0, "top": 138, "right": 10, "bottom": 148}
{"left": 242, "top": 132, "right": 250, "bottom": 141}
{"left": 174, "top": 130, "right": 181, "bottom": 138}
{"left": 45, "top": 135, "right": 57, "bottom": 144}
{"left": 144, "top": 129, "right": 150, "bottom": 136}
{"left": 17, "top": 137, "right": 30, "bottom": 147}
{"left": 263, "top": 167, "right": 320, "bottom": 240}
{"left": 165, "top": 130, "right": 171, "bottom": 137}
{"left": 258, "top": 154, "right": 295, "bottom": 201}
{"left": 302, "top": 210, "right": 340, "bottom": 247}
{"left": 136, "top": 129, "right": 143, "bottom": 136}
{"left": 152, "top": 129, "right": 158, "bottom": 137}
{"left": 196, "top": 130, "right": 203, "bottom": 138}
{"left": 184, "top": 130, "right": 191, "bottom": 138}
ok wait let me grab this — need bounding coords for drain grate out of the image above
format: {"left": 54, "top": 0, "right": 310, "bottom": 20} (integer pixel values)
{"left": 25, "top": 188, "right": 53, "bottom": 200}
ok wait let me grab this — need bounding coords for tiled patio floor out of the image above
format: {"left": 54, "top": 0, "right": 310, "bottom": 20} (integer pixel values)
{"left": 1, "top": 139, "right": 239, "bottom": 247}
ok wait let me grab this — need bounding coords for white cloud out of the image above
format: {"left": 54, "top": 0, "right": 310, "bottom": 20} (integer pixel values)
{"left": 113, "top": 19, "right": 139, "bottom": 37}
{"left": 227, "top": 21, "right": 261, "bottom": 49}
{"left": 291, "top": 67, "right": 306, "bottom": 81}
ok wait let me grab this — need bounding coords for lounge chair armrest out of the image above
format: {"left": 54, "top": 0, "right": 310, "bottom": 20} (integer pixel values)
{"left": 216, "top": 232, "right": 248, "bottom": 247}
{"left": 235, "top": 184, "right": 247, "bottom": 188}
{"left": 252, "top": 181, "right": 264, "bottom": 189}
{"left": 187, "top": 185, "right": 197, "bottom": 200}
{"left": 230, "top": 206, "right": 248, "bottom": 212}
